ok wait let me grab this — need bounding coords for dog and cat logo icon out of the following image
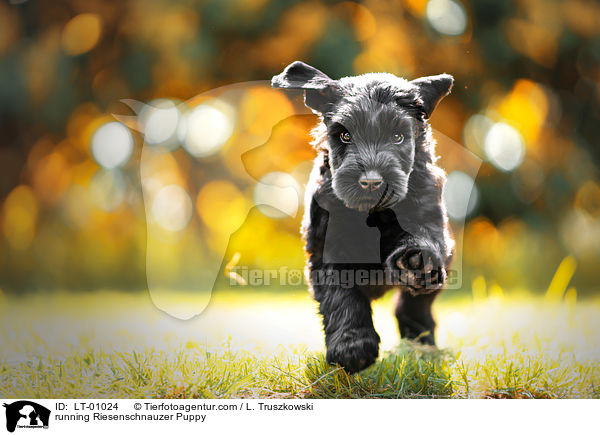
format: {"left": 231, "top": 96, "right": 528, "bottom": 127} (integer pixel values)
{"left": 3, "top": 401, "right": 50, "bottom": 432}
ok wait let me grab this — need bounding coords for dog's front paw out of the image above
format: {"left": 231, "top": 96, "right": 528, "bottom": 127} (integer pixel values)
{"left": 389, "top": 245, "right": 446, "bottom": 292}
{"left": 326, "top": 328, "right": 380, "bottom": 374}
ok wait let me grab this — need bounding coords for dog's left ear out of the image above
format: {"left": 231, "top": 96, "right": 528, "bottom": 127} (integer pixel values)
{"left": 271, "top": 61, "right": 341, "bottom": 114}
{"left": 410, "top": 74, "right": 454, "bottom": 118}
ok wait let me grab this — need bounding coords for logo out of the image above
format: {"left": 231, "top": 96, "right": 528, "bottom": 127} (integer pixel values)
{"left": 3, "top": 401, "right": 50, "bottom": 433}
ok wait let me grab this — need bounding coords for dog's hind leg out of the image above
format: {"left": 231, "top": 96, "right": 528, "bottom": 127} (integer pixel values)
{"left": 394, "top": 289, "right": 440, "bottom": 345}
{"left": 314, "top": 279, "right": 380, "bottom": 373}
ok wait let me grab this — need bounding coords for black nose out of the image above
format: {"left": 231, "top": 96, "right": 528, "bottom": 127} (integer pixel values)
{"left": 359, "top": 171, "right": 383, "bottom": 191}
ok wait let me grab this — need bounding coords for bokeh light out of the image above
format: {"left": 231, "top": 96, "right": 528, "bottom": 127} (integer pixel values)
{"left": 253, "top": 172, "right": 301, "bottom": 219}
{"left": 91, "top": 122, "right": 134, "bottom": 169}
{"left": 426, "top": 0, "right": 467, "bottom": 36}
{"left": 239, "top": 88, "right": 295, "bottom": 136}
{"left": 61, "top": 13, "right": 103, "bottom": 56}
{"left": 89, "top": 169, "right": 127, "bottom": 212}
{"left": 484, "top": 122, "right": 525, "bottom": 172}
{"left": 179, "top": 100, "right": 235, "bottom": 158}
{"left": 444, "top": 171, "right": 479, "bottom": 221}
{"left": 30, "top": 151, "right": 71, "bottom": 206}
{"left": 139, "top": 99, "right": 181, "bottom": 150}
{"left": 2, "top": 185, "right": 38, "bottom": 250}
{"left": 196, "top": 180, "right": 249, "bottom": 235}
{"left": 560, "top": 209, "right": 600, "bottom": 258}
{"left": 496, "top": 80, "right": 550, "bottom": 145}
{"left": 60, "top": 185, "right": 92, "bottom": 229}
{"left": 511, "top": 159, "right": 545, "bottom": 203}
{"left": 575, "top": 181, "right": 600, "bottom": 218}
{"left": 151, "top": 185, "right": 193, "bottom": 232}
{"left": 463, "top": 113, "right": 493, "bottom": 156}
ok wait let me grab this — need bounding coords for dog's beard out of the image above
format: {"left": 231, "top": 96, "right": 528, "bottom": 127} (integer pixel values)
{"left": 330, "top": 154, "right": 411, "bottom": 211}
{"left": 332, "top": 175, "right": 408, "bottom": 212}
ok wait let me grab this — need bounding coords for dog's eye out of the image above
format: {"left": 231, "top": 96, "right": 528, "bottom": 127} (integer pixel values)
{"left": 393, "top": 133, "right": 404, "bottom": 144}
{"left": 340, "top": 131, "right": 352, "bottom": 143}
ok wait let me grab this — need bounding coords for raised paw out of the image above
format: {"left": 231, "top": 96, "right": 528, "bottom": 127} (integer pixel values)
{"left": 326, "top": 328, "right": 380, "bottom": 374}
{"left": 390, "top": 247, "right": 446, "bottom": 292}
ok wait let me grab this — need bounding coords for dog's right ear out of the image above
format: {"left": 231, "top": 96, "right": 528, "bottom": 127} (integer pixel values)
{"left": 271, "top": 61, "right": 341, "bottom": 114}
{"left": 410, "top": 74, "right": 454, "bottom": 119}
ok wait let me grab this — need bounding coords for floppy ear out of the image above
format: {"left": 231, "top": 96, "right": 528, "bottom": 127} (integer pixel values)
{"left": 410, "top": 74, "right": 454, "bottom": 118}
{"left": 271, "top": 61, "right": 341, "bottom": 114}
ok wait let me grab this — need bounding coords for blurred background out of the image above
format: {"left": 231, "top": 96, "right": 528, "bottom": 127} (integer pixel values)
{"left": 1, "top": 0, "right": 599, "bottom": 297}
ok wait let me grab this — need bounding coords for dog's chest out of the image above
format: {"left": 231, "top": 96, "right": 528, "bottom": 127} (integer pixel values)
{"left": 322, "top": 209, "right": 382, "bottom": 264}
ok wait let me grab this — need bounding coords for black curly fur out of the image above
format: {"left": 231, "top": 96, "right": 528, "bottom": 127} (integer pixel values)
{"left": 272, "top": 61, "right": 455, "bottom": 373}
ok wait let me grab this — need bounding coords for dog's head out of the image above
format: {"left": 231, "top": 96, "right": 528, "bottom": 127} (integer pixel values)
{"left": 272, "top": 61, "right": 453, "bottom": 211}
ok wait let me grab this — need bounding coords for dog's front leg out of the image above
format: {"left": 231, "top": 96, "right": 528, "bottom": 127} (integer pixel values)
{"left": 368, "top": 208, "right": 448, "bottom": 292}
{"left": 387, "top": 235, "right": 448, "bottom": 292}
{"left": 394, "top": 289, "right": 440, "bottom": 345}
{"left": 385, "top": 235, "right": 445, "bottom": 345}
{"left": 368, "top": 209, "right": 445, "bottom": 344}
{"left": 313, "top": 275, "right": 380, "bottom": 373}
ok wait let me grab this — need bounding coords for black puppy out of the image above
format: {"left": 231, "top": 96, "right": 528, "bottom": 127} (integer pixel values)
{"left": 272, "top": 61, "right": 455, "bottom": 373}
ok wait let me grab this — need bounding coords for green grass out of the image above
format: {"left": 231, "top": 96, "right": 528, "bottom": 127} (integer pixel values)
{"left": 1, "top": 284, "right": 600, "bottom": 399}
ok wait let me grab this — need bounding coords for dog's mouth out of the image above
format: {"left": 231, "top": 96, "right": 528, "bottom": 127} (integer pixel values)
{"left": 348, "top": 184, "right": 399, "bottom": 212}
{"left": 373, "top": 185, "right": 399, "bottom": 210}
